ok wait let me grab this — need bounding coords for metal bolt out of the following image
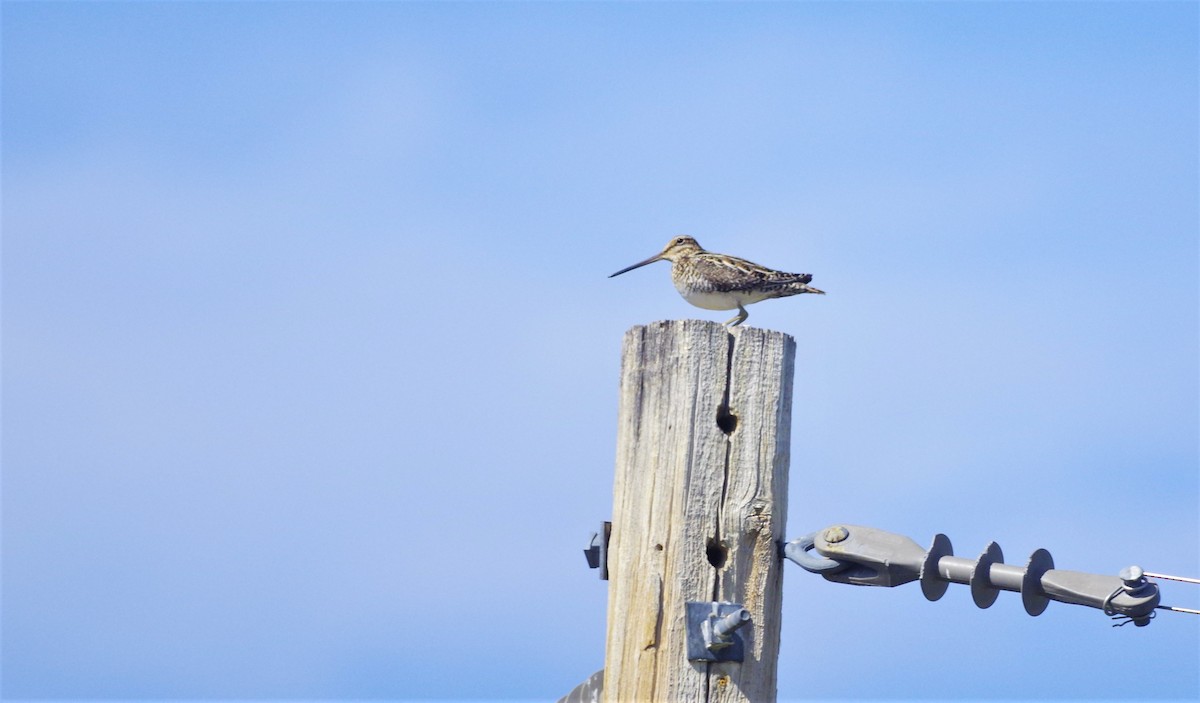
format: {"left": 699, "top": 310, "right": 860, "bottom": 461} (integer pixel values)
{"left": 712, "top": 608, "right": 751, "bottom": 641}
{"left": 1118, "top": 565, "right": 1156, "bottom": 600}
{"left": 824, "top": 525, "right": 849, "bottom": 543}
{"left": 1120, "top": 565, "right": 1145, "bottom": 587}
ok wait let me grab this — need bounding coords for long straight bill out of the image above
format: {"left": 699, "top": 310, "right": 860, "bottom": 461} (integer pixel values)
{"left": 609, "top": 253, "right": 664, "bottom": 278}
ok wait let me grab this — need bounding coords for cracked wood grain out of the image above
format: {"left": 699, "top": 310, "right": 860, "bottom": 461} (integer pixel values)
{"left": 603, "top": 320, "right": 795, "bottom": 703}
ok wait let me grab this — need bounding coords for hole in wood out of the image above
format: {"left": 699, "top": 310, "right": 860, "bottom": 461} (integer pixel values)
{"left": 706, "top": 539, "right": 728, "bottom": 569}
{"left": 716, "top": 405, "right": 738, "bottom": 434}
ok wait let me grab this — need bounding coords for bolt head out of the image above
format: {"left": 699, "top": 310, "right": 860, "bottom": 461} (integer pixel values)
{"left": 1119, "top": 565, "right": 1145, "bottom": 585}
{"left": 824, "top": 526, "right": 849, "bottom": 543}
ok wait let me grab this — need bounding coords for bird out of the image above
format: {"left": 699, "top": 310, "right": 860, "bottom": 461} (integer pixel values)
{"left": 609, "top": 235, "right": 825, "bottom": 327}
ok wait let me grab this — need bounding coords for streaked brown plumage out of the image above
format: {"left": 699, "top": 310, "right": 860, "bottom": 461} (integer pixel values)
{"left": 609, "top": 235, "right": 825, "bottom": 327}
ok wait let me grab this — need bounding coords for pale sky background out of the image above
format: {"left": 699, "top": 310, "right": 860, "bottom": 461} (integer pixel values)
{"left": 3, "top": 1, "right": 1198, "bottom": 700}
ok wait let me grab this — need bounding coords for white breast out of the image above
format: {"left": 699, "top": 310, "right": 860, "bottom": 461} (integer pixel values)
{"left": 677, "top": 288, "right": 739, "bottom": 311}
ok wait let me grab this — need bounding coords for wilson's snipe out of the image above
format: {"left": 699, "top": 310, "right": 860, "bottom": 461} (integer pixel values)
{"left": 609, "top": 235, "right": 825, "bottom": 327}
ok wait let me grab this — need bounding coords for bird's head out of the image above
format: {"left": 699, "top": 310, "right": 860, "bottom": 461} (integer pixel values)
{"left": 609, "top": 235, "right": 704, "bottom": 278}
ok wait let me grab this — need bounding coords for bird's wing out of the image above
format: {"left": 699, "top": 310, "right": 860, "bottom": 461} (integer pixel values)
{"left": 692, "top": 253, "right": 813, "bottom": 292}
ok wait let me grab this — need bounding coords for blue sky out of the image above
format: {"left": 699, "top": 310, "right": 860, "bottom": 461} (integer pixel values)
{"left": 2, "top": 1, "right": 1197, "bottom": 700}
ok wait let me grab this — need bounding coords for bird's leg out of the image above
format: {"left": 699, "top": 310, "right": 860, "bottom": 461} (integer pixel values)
{"left": 723, "top": 304, "right": 748, "bottom": 328}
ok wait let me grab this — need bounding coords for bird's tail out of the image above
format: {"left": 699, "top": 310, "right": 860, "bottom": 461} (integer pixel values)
{"left": 765, "top": 278, "right": 826, "bottom": 298}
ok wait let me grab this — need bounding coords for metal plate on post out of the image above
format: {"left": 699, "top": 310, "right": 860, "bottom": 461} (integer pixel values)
{"left": 583, "top": 522, "right": 611, "bottom": 580}
{"left": 685, "top": 602, "right": 748, "bottom": 662}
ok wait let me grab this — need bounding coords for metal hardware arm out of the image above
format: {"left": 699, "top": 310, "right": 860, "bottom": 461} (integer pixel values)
{"left": 784, "top": 525, "right": 1162, "bottom": 626}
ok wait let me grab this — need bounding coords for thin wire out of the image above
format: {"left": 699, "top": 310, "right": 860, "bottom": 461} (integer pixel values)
{"left": 1156, "top": 605, "right": 1200, "bottom": 616}
{"left": 1144, "top": 571, "right": 1200, "bottom": 585}
{"left": 1144, "top": 572, "right": 1200, "bottom": 617}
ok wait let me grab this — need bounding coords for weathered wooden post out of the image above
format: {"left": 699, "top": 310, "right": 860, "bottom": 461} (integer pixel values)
{"left": 604, "top": 319, "right": 795, "bottom": 702}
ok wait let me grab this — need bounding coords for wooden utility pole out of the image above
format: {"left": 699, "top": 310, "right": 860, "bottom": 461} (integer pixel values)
{"left": 603, "top": 320, "right": 796, "bottom": 702}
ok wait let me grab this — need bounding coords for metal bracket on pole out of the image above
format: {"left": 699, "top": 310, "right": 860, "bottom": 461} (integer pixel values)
{"left": 686, "top": 602, "right": 751, "bottom": 662}
{"left": 583, "top": 521, "right": 611, "bottom": 580}
{"left": 783, "top": 524, "right": 1162, "bottom": 626}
